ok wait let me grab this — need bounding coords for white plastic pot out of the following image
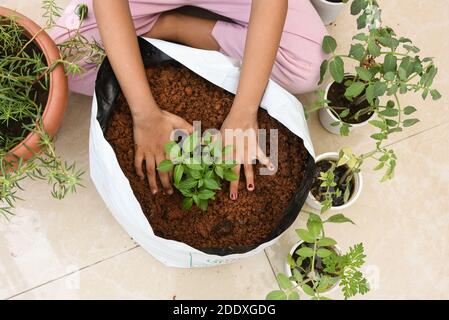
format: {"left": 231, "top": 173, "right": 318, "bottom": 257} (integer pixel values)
{"left": 319, "top": 78, "right": 375, "bottom": 135}
{"left": 310, "top": 0, "right": 348, "bottom": 25}
{"left": 285, "top": 240, "right": 341, "bottom": 297}
{"left": 306, "top": 152, "right": 363, "bottom": 211}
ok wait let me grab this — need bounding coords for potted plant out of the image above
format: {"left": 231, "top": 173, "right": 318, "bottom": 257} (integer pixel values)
{"left": 0, "top": 2, "right": 104, "bottom": 217}
{"left": 266, "top": 212, "right": 369, "bottom": 300}
{"left": 310, "top": 0, "right": 349, "bottom": 25}
{"left": 313, "top": 0, "right": 441, "bottom": 136}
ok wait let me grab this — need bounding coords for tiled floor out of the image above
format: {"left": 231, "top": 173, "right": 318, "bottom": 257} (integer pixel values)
{"left": 1, "top": 0, "right": 448, "bottom": 300}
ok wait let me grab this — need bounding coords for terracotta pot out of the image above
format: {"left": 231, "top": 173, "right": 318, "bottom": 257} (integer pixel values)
{"left": 0, "top": 7, "right": 68, "bottom": 161}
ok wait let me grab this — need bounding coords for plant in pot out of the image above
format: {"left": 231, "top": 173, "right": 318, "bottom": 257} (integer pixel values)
{"left": 0, "top": 1, "right": 105, "bottom": 217}
{"left": 312, "top": 0, "right": 441, "bottom": 136}
{"left": 307, "top": 140, "right": 396, "bottom": 212}
{"left": 266, "top": 212, "right": 369, "bottom": 300}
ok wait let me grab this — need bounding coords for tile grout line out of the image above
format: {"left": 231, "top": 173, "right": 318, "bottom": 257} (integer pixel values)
{"left": 384, "top": 121, "right": 449, "bottom": 148}
{"left": 263, "top": 249, "right": 279, "bottom": 287}
{"left": 5, "top": 244, "right": 140, "bottom": 300}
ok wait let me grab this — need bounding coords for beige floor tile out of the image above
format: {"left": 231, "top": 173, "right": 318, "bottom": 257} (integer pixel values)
{"left": 0, "top": 94, "right": 137, "bottom": 299}
{"left": 0, "top": 0, "right": 71, "bottom": 26}
{"left": 265, "top": 122, "right": 449, "bottom": 299}
{"left": 10, "top": 247, "right": 277, "bottom": 300}
{"left": 302, "top": 0, "right": 449, "bottom": 156}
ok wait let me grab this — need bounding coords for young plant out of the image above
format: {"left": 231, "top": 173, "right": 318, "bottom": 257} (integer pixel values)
{"left": 157, "top": 132, "right": 238, "bottom": 211}
{"left": 0, "top": 1, "right": 104, "bottom": 217}
{"left": 266, "top": 212, "right": 369, "bottom": 300}
{"left": 314, "top": 0, "right": 441, "bottom": 140}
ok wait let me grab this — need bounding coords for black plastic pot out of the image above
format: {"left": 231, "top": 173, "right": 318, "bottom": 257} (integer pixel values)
{"left": 94, "top": 37, "right": 316, "bottom": 256}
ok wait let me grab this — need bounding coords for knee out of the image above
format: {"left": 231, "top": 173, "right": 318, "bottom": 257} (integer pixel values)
{"left": 150, "top": 11, "right": 183, "bottom": 42}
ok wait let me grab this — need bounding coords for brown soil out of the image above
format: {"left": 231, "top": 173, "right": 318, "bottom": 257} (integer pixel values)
{"left": 327, "top": 78, "right": 372, "bottom": 124}
{"left": 105, "top": 62, "right": 309, "bottom": 250}
{"left": 310, "top": 160, "right": 354, "bottom": 207}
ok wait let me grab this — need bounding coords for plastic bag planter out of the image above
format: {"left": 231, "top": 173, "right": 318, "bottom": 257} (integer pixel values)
{"left": 90, "top": 38, "right": 316, "bottom": 268}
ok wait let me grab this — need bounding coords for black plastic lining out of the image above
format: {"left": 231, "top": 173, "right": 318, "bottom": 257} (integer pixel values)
{"left": 95, "top": 37, "right": 316, "bottom": 256}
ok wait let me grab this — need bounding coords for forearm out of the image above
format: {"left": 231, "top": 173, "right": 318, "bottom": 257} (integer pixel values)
{"left": 232, "top": 0, "right": 288, "bottom": 114}
{"left": 93, "top": 0, "right": 159, "bottom": 118}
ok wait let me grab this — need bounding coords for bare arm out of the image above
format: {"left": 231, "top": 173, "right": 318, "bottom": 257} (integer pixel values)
{"left": 93, "top": 0, "right": 192, "bottom": 195}
{"left": 222, "top": 0, "right": 288, "bottom": 199}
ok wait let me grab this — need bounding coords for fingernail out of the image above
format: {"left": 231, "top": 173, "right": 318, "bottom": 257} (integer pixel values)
{"left": 269, "top": 164, "right": 275, "bottom": 171}
{"left": 248, "top": 184, "right": 254, "bottom": 191}
{"left": 230, "top": 193, "right": 237, "bottom": 200}
{"left": 167, "top": 189, "right": 174, "bottom": 195}
{"left": 152, "top": 189, "right": 158, "bottom": 195}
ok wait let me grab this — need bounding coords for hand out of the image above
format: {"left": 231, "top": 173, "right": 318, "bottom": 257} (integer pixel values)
{"left": 133, "top": 108, "right": 192, "bottom": 195}
{"left": 220, "top": 107, "right": 275, "bottom": 200}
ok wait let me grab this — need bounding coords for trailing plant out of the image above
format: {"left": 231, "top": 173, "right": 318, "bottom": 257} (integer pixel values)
{"left": 0, "top": 1, "right": 105, "bottom": 217}
{"left": 266, "top": 212, "right": 369, "bottom": 300}
{"left": 157, "top": 132, "right": 238, "bottom": 211}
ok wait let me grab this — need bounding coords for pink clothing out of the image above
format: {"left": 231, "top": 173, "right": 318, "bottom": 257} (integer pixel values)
{"left": 51, "top": 0, "right": 328, "bottom": 95}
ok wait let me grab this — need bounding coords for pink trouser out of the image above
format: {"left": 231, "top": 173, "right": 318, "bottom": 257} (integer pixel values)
{"left": 51, "top": 0, "right": 328, "bottom": 95}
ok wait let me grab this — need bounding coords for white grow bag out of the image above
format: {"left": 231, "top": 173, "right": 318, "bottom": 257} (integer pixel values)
{"left": 89, "top": 38, "right": 315, "bottom": 268}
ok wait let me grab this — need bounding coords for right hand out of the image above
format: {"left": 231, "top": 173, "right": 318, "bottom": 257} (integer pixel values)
{"left": 133, "top": 109, "right": 192, "bottom": 195}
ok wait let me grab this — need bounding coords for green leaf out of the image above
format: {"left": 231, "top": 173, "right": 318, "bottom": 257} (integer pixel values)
{"left": 368, "top": 39, "right": 381, "bottom": 57}
{"left": 350, "top": 44, "right": 366, "bottom": 61}
{"left": 156, "top": 160, "right": 173, "bottom": 173}
{"left": 198, "top": 189, "right": 215, "bottom": 200}
{"left": 301, "top": 284, "right": 316, "bottom": 297}
{"left": 277, "top": 273, "right": 293, "bottom": 290}
{"left": 164, "top": 141, "right": 178, "bottom": 155}
{"left": 374, "top": 82, "right": 387, "bottom": 98}
{"left": 345, "top": 81, "right": 366, "bottom": 98}
{"left": 214, "top": 166, "right": 224, "bottom": 179}
{"left": 383, "top": 71, "right": 395, "bottom": 81}
{"left": 326, "top": 214, "right": 355, "bottom": 224}
{"left": 296, "top": 229, "right": 316, "bottom": 243}
{"left": 296, "top": 246, "right": 314, "bottom": 258}
{"left": 186, "top": 163, "right": 203, "bottom": 171}
{"left": 223, "top": 145, "right": 234, "bottom": 156}
{"left": 431, "top": 89, "right": 442, "bottom": 100}
{"left": 203, "top": 178, "right": 220, "bottom": 190}
{"left": 357, "top": 13, "right": 367, "bottom": 29}
{"left": 288, "top": 291, "right": 300, "bottom": 300}
{"left": 178, "top": 178, "right": 198, "bottom": 190}
{"left": 266, "top": 290, "right": 287, "bottom": 300}
{"left": 351, "top": 0, "right": 367, "bottom": 15}
{"left": 319, "top": 60, "right": 328, "bottom": 85}
{"left": 384, "top": 54, "right": 398, "bottom": 73}
{"left": 403, "top": 118, "right": 420, "bottom": 127}
{"left": 330, "top": 57, "right": 345, "bottom": 83}
{"left": 198, "top": 199, "right": 208, "bottom": 211}
{"left": 183, "top": 133, "right": 199, "bottom": 153}
{"left": 224, "top": 170, "right": 239, "bottom": 182}
{"left": 371, "top": 133, "right": 386, "bottom": 141}
{"left": 317, "top": 248, "right": 333, "bottom": 258}
{"left": 403, "top": 106, "right": 417, "bottom": 115}
{"left": 317, "top": 237, "right": 337, "bottom": 247}
{"left": 174, "top": 165, "right": 184, "bottom": 184}
{"left": 322, "top": 35, "right": 337, "bottom": 54}
{"left": 355, "top": 67, "right": 372, "bottom": 81}
{"left": 368, "top": 120, "right": 387, "bottom": 129}
{"left": 182, "top": 197, "right": 193, "bottom": 210}
{"left": 379, "top": 108, "right": 399, "bottom": 117}
{"left": 366, "top": 84, "right": 375, "bottom": 104}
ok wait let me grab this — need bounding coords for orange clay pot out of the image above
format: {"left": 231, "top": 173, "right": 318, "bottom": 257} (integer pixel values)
{"left": 0, "top": 7, "right": 68, "bottom": 162}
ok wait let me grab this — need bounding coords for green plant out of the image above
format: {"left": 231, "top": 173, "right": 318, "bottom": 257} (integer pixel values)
{"left": 313, "top": 0, "right": 441, "bottom": 142}
{"left": 266, "top": 212, "right": 369, "bottom": 300}
{"left": 157, "top": 132, "right": 238, "bottom": 211}
{"left": 0, "top": 1, "right": 105, "bottom": 217}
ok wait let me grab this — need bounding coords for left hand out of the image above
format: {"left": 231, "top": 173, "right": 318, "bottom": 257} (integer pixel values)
{"left": 220, "top": 107, "right": 275, "bottom": 200}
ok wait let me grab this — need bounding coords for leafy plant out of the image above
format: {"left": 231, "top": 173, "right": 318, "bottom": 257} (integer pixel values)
{"left": 314, "top": 0, "right": 441, "bottom": 142}
{"left": 0, "top": 1, "right": 104, "bottom": 217}
{"left": 157, "top": 132, "right": 238, "bottom": 211}
{"left": 266, "top": 212, "right": 369, "bottom": 300}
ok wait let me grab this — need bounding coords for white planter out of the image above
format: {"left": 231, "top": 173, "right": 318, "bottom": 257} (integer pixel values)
{"left": 319, "top": 79, "right": 375, "bottom": 135}
{"left": 285, "top": 240, "right": 341, "bottom": 297}
{"left": 306, "top": 152, "right": 363, "bottom": 211}
{"left": 310, "top": 0, "right": 347, "bottom": 25}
